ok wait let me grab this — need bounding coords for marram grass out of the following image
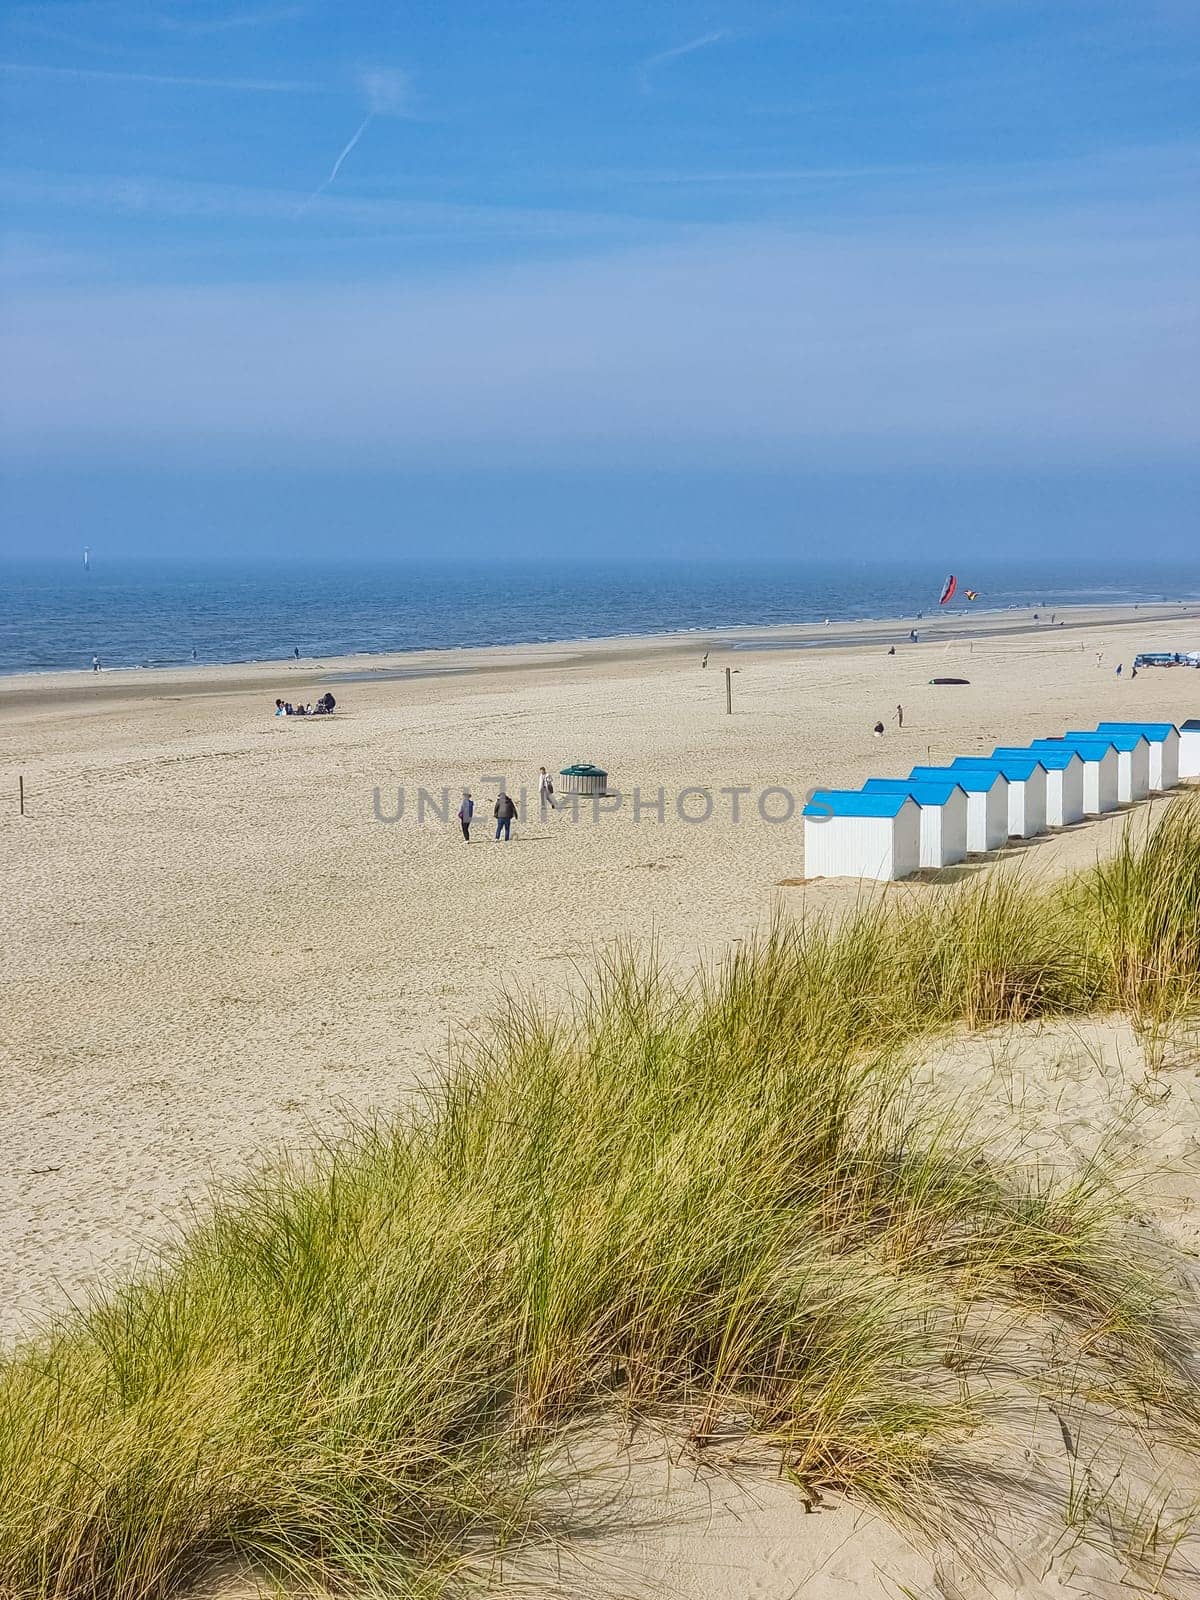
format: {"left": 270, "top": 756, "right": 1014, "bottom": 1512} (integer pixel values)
{"left": 3, "top": 795, "right": 1200, "bottom": 1599}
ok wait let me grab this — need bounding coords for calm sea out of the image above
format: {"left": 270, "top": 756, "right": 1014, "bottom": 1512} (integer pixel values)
{"left": 2, "top": 560, "right": 1199, "bottom": 677}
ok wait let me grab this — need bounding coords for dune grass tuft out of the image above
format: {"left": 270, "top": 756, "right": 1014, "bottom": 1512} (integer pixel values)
{"left": 2, "top": 794, "right": 1200, "bottom": 1598}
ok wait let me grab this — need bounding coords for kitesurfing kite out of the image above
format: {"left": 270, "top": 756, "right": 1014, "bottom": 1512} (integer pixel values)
{"left": 938, "top": 574, "right": 957, "bottom": 606}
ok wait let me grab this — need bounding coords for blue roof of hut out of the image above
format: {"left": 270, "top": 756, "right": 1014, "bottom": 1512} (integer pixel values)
{"left": 1095, "top": 722, "right": 1177, "bottom": 739}
{"left": 993, "top": 745, "right": 1078, "bottom": 770}
{"left": 802, "top": 789, "right": 911, "bottom": 819}
{"left": 1065, "top": 728, "right": 1146, "bottom": 753}
{"left": 952, "top": 754, "right": 1043, "bottom": 781}
{"left": 862, "top": 777, "right": 963, "bottom": 805}
{"left": 909, "top": 764, "right": 1004, "bottom": 792}
{"left": 1031, "top": 737, "right": 1111, "bottom": 763}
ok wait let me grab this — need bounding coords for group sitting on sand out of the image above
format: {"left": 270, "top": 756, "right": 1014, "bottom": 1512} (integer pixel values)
{"left": 275, "top": 693, "right": 336, "bottom": 717}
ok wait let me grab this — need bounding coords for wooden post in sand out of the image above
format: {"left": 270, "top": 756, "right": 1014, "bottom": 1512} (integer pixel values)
{"left": 18, "top": 775, "right": 24, "bottom": 816}
{"left": 725, "top": 667, "right": 732, "bottom": 716}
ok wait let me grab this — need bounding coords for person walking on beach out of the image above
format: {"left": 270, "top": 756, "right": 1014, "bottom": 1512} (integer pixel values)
{"left": 494, "top": 789, "right": 517, "bottom": 841}
{"left": 538, "top": 766, "right": 556, "bottom": 812}
{"left": 896, "top": 703, "right": 904, "bottom": 729}
{"left": 458, "top": 790, "right": 474, "bottom": 842}
{"left": 92, "top": 655, "right": 100, "bottom": 672}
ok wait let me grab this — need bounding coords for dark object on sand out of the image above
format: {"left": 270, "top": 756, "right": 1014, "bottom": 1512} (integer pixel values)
{"left": 930, "top": 677, "right": 970, "bottom": 685}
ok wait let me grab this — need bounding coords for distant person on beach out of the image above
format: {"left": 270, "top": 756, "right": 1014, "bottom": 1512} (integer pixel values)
{"left": 275, "top": 699, "right": 285, "bottom": 716}
{"left": 873, "top": 721, "right": 885, "bottom": 736}
{"left": 92, "top": 656, "right": 100, "bottom": 672}
{"left": 538, "top": 766, "right": 556, "bottom": 811}
{"left": 1115, "top": 664, "right": 1123, "bottom": 676}
{"left": 494, "top": 790, "right": 517, "bottom": 841}
{"left": 909, "top": 630, "right": 918, "bottom": 643}
{"left": 887, "top": 645, "right": 895, "bottom": 655}
{"left": 458, "top": 791, "right": 474, "bottom": 841}
{"left": 896, "top": 704, "right": 904, "bottom": 728}
{"left": 293, "top": 647, "right": 300, "bottom": 659}
{"left": 701, "top": 652, "right": 708, "bottom": 669}
{"left": 192, "top": 648, "right": 197, "bottom": 661}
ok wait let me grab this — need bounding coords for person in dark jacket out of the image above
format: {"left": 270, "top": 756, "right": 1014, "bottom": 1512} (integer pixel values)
{"left": 494, "top": 790, "right": 517, "bottom": 841}
{"left": 458, "top": 791, "right": 474, "bottom": 841}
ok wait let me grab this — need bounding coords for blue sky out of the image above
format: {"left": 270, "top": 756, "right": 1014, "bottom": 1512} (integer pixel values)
{"left": 0, "top": 0, "right": 1197, "bottom": 561}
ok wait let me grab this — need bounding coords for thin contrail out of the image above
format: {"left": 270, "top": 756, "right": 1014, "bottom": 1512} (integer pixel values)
{"left": 298, "top": 112, "right": 373, "bottom": 212}
{"left": 638, "top": 29, "right": 728, "bottom": 91}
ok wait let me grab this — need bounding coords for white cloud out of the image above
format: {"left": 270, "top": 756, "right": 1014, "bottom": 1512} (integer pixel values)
{"left": 2, "top": 205, "right": 1194, "bottom": 470}
{"left": 153, "top": 5, "right": 308, "bottom": 34}
{"left": 0, "top": 59, "right": 318, "bottom": 92}
{"left": 0, "top": 167, "right": 656, "bottom": 240}
{"left": 359, "top": 66, "right": 411, "bottom": 117}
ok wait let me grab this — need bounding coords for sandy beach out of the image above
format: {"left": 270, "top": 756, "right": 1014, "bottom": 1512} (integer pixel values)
{"left": 2, "top": 601, "right": 1197, "bottom": 1338}
{"left": 4, "top": 601, "right": 1200, "bottom": 1599}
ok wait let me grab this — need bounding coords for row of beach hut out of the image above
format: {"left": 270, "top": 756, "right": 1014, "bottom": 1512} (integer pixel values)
{"left": 803, "top": 719, "right": 1200, "bottom": 882}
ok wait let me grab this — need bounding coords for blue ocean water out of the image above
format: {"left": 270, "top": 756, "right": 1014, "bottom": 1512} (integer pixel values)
{"left": 2, "top": 560, "right": 1199, "bottom": 677}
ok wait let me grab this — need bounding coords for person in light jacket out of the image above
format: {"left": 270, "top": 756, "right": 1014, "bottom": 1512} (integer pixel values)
{"left": 494, "top": 790, "right": 517, "bottom": 842}
{"left": 458, "top": 790, "right": 474, "bottom": 842}
{"left": 538, "top": 766, "right": 556, "bottom": 812}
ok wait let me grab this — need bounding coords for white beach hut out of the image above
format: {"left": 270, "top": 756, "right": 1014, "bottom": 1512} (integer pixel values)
{"left": 802, "top": 790, "right": 921, "bottom": 882}
{"left": 862, "top": 778, "right": 968, "bottom": 869}
{"left": 1180, "top": 719, "right": 1200, "bottom": 780}
{"left": 910, "top": 765, "right": 1009, "bottom": 853}
{"left": 1066, "top": 729, "right": 1149, "bottom": 803}
{"left": 994, "top": 745, "right": 1084, "bottom": 827}
{"left": 951, "top": 755, "right": 1047, "bottom": 839}
{"left": 1032, "top": 738, "right": 1118, "bottom": 815}
{"left": 1095, "top": 723, "right": 1179, "bottom": 791}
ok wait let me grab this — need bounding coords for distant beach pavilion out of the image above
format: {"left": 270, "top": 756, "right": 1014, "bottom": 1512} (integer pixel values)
{"left": 1032, "top": 738, "right": 1119, "bottom": 816}
{"left": 910, "top": 764, "right": 1008, "bottom": 853}
{"left": 1067, "top": 729, "right": 1149, "bottom": 803}
{"left": 951, "top": 754, "right": 1047, "bottom": 839}
{"left": 558, "top": 762, "right": 608, "bottom": 797}
{"left": 802, "top": 790, "right": 921, "bottom": 882}
{"left": 1180, "top": 720, "right": 1200, "bottom": 780}
{"left": 862, "top": 778, "right": 968, "bottom": 869}
{"left": 1095, "top": 722, "right": 1179, "bottom": 791}
{"left": 993, "top": 745, "right": 1084, "bottom": 827}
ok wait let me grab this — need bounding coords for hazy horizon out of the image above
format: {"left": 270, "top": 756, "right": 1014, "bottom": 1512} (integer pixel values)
{"left": 1, "top": 2, "right": 1196, "bottom": 562}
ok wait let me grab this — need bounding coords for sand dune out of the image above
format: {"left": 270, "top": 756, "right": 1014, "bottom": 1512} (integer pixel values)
{"left": 4, "top": 606, "right": 1200, "bottom": 1596}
